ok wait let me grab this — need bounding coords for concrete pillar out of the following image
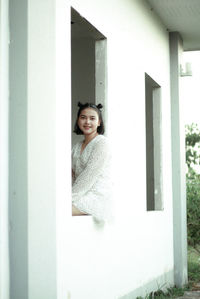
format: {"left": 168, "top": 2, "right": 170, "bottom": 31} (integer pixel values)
{"left": 170, "top": 32, "right": 188, "bottom": 287}
{"left": 0, "top": 0, "right": 10, "bottom": 298}
{"left": 9, "top": 0, "right": 28, "bottom": 298}
{"left": 9, "top": 0, "right": 71, "bottom": 298}
{"left": 95, "top": 39, "right": 107, "bottom": 130}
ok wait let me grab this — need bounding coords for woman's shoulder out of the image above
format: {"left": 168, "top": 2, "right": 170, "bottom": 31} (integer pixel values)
{"left": 94, "top": 135, "right": 109, "bottom": 145}
{"left": 96, "top": 134, "right": 108, "bottom": 142}
{"left": 72, "top": 140, "right": 82, "bottom": 147}
{"left": 92, "top": 135, "right": 110, "bottom": 153}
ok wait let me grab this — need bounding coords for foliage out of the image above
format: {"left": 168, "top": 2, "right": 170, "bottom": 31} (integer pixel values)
{"left": 185, "top": 123, "right": 200, "bottom": 169}
{"left": 186, "top": 170, "right": 200, "bottom": 246}
{"left": 136, "top": 286, "right": 188, "bottom": 299}
{"left": 188, "top": 261, "right": 200, "bottom": 284}
{"left": 185, "top": 123, "right": 200, "bottom": 247}
{"left": 188, "top": 246, "right": 200, "bottom": 284}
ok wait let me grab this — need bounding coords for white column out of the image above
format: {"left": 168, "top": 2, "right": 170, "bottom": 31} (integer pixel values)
{"left": 170, "top": 32, "right": 188, "bottom": 287}
{"left": 28, "top": 0, "right": 71, "bottom": 298}
{"left": 9, "top": 0, "right": 71, "bottom": 298}
{"left": 9, "top": 0, "right": 28, "bottom": 298}
{"left": 0, "top": 0, "right": 9, "bottom": 298}
{"left": 95, "top": 39, "right": 107, "bottom": 129}
{"left": 55, "top": 2, "right": 71, "bottom": 299}
{"left": 27, "top": 0, "right": 57, "bottom": 297}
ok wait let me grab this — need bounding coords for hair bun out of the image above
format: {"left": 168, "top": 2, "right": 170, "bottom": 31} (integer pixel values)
{"left": 97, "top": 103, "right": 103, "bottom": 109}
{"left": 78, "top": 101, "right": 83, "bottom": 108}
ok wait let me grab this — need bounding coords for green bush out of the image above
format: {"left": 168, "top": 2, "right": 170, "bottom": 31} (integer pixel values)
{"left": 185, "top": 123, "right": 200, "bottom": 169}
{"left": 186, "top": 169, "right": 200, "bottom": 246}
{"left": 185, "top": 124, "right": 200, "bottom": 247}
{"left": 188, "top": 246, "right": 200, "bottom": 284}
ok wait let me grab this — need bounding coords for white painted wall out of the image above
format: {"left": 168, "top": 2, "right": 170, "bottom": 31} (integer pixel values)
{"left": 9, "top": 0, "right": 71, "bottom": 298}
{"left": 67, "top": 0, "right": 174, "bottom": 298}
{"left": 8, "top": 0, "right": 174, "bottom": 298}
{"left": 28, "top": 0, "right": 57, "bottom": 296}
{"left": 0, "top": 0, "right": 9, "bottom": 298}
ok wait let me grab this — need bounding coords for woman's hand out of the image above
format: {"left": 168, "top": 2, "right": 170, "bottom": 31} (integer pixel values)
{"left": 72, "top": 204, "right": 88, "bottom": 216}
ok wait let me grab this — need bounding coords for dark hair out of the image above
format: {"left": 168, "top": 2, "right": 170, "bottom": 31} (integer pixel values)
{"left": 74, "top": 102, "right": 105, "bottom": 135}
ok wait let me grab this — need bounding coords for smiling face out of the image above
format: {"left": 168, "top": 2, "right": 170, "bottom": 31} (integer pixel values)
{"left": 78, "top": 108, "right": 100, "bottom": 137}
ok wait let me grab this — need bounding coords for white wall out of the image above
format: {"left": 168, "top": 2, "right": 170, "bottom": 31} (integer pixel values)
{"left": 8, "top": 0, "right": 174, "bottom": 298}
{"left": 9, "top": 0, "right": 71, "bottom": 298}
{"left": 67, "top": 0, "right": 174, "bottom": 298}
{"left": 0, "top": 0, "right": 9, "bottom": 298}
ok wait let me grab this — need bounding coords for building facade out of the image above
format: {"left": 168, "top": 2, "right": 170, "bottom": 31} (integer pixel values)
{"left": 1, "top": 0, "right": 194, "bottom": 298}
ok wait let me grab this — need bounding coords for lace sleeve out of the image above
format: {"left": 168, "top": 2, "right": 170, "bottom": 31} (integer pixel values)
{"left": 72, "top": 138, "right": 110, "bottom": 199}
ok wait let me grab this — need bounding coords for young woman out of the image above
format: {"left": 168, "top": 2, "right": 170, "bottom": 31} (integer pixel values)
{"left": 72, "top": 102, "right": 112, "bottom": 222}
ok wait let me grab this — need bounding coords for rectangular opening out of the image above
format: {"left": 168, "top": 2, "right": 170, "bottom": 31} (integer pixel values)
{"left": 71, "top": 7, "right": 107, "bottom": 147}
{"left": 145, "top": 73, "right": 163, "bottom": 211}
{"left": 71, "top": 8, "right": 107, "bottom": 217}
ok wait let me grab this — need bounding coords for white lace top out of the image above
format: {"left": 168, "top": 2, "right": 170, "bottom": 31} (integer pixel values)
{"left": 72, "top": 135, "right": 112, "bottom": 222}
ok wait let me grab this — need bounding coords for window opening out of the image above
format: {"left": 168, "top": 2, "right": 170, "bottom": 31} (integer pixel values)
{"left": 71, "top": 8, "right": 108, "bottom": 218}
{"left": 71, "top": 7, "right": 107, "bottom": 147}
{"left": 145, "top": 73, "right": 163, "bottom": 211}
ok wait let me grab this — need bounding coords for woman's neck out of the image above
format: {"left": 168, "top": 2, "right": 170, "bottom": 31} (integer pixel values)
{"left": 84, "top": 132, "right": 99, "bottom": 144}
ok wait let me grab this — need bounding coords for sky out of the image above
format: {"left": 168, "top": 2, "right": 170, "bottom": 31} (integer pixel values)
{"left": 181, "top": 51, "right": 200, "bottom": 126}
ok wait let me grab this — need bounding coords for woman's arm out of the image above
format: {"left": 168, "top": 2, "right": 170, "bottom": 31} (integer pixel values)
{"left": 72, "top": 138, "right": 110, "bottom": 199}
{"left": 72, "top": 204, "right": 87, "bottom": 216}
{"left": 72, "top": 138, "right": 111, "bottom": 220}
